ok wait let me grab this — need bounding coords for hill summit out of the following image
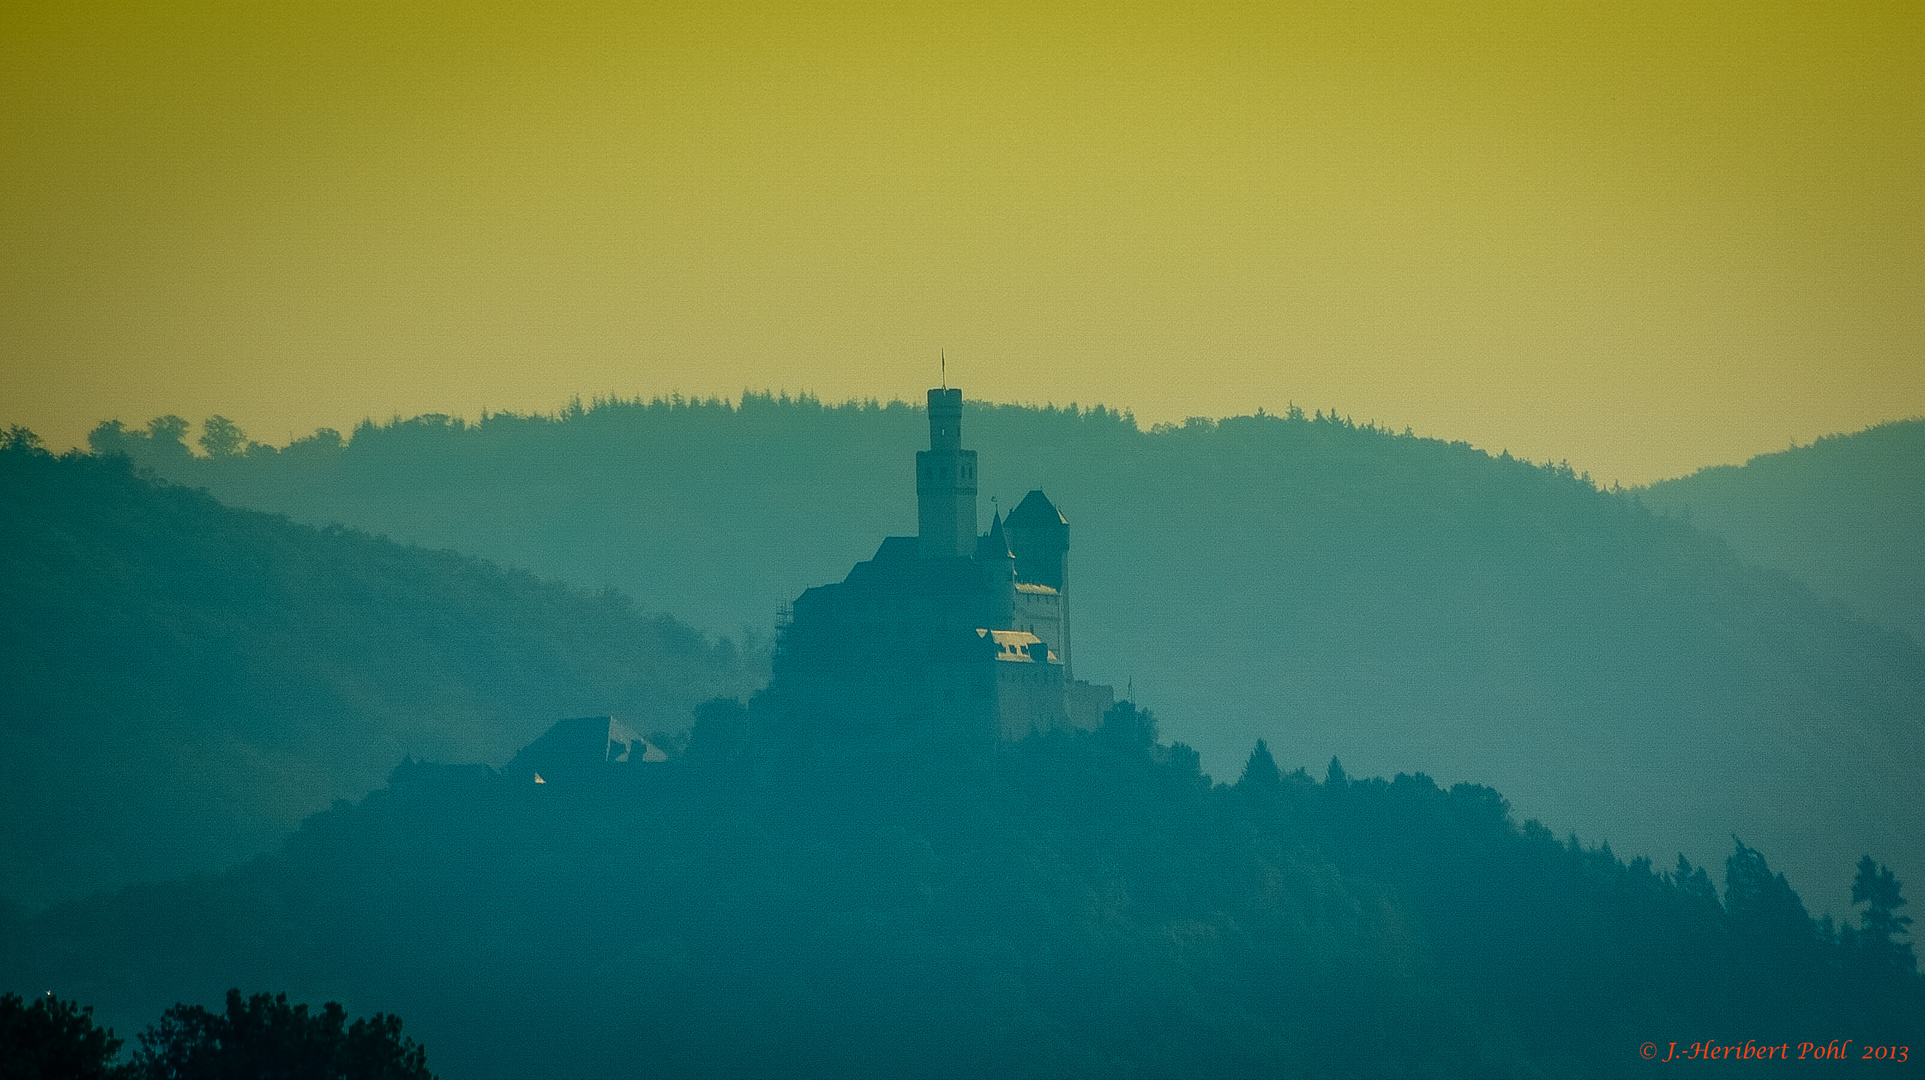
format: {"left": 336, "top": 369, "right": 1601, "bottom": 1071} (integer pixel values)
{"left": 1641, "top": 417, "right": 1925, "bottom": 646}
{"left": 79, "top": 396, "right": 1925, "bottom": 914}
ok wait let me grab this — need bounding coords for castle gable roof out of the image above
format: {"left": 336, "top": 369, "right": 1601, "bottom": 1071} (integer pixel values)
{"left": 871, "top": 536, "right": 919, "bottom": 563}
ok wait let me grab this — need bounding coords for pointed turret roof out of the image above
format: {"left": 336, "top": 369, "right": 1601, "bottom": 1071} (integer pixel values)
{"left": 977, "top": 508, "right": 1012, "bottom": 558}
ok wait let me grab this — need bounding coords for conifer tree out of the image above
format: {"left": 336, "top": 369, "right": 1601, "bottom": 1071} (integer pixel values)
{"left": 1238, "top": 739, "right": 1282, "bottom": 788}
{"left": 1723, "top": 838, "right": 1815, "bottom": 951}
{"left": 1852, "top": 855, "right": 1917, "bottom": 975}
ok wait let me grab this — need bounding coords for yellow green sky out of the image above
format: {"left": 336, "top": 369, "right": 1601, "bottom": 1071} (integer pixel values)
{"left": 3, "top": 0, "right": 1919, "bottom": 485}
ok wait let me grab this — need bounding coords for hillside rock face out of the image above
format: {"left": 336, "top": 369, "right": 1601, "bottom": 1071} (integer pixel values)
{"left": 86, "top": 400, "right": 1925, "bottom": 913}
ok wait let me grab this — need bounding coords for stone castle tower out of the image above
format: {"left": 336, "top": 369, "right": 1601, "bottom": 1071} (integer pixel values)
{"left": 764, "top": 387, "right": 1112, "bottom": 742}
{"left": 917, "top": 387, "right": 977, "bottom": 557}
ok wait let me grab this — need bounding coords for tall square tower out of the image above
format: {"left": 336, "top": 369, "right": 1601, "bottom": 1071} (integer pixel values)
{"left": 916, "top": 388, "right": 979, "bottom": 557}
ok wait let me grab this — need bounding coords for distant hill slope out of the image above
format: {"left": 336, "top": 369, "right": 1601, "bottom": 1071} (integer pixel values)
{"left": 6, "top": 729, "right": 1918, "bottom": 1079}
{"left": 0, "top": 443, "right": 761, "bottom": 907}
{"left": 1640, "top": 418, "right": 1925, "bottom": 646}
{"left": 86, "top": 398, "right": 1925, "bottom": 914}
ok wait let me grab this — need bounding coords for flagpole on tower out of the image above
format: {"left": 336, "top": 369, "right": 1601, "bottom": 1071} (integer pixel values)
{"left": 941, "top": 349, "right": 946, "bottom": 390}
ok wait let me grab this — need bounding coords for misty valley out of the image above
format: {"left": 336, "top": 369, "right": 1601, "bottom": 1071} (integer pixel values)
{"left": 2, "top": 397, "right": 1921, "bottom": 1077}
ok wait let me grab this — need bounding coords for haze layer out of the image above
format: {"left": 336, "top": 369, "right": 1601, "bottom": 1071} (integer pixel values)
{"left": 3, "top": 0, "right": 1921, "bottom": 484}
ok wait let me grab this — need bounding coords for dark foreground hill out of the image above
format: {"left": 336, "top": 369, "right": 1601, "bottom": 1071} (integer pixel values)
{"left": 5, "top": 714, "right": 1918, "bottom": 1080}
{"left": 0, "top": 440, "right": 761, "bottom": 907}
{"left": 87, "top": 398, "right": 1925, "bottom": 915}
{"left": 1641, "top": 418, "right": 1925, "bottom": 647}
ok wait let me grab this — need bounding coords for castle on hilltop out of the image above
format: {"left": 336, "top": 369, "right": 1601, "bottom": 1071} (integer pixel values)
{"left": 764, "top": 387, "right": 1114, "bottom": 742}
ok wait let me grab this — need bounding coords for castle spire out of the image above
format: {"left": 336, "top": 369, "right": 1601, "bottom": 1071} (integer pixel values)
{"left": 978, "top": 507, "right": 1011, "bottom": 559}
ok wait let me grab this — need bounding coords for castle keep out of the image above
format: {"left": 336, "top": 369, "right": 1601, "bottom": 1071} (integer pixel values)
{"left": 766, "top": 388, "right": 1113, "bottom": 742}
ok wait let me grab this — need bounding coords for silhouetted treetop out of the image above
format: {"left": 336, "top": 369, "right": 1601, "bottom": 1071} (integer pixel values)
{"left": 0, "top": 992, "right": 133, "bottom": 1080}
{"left": 132, "top": 990, "right": 432, "bottom": 1080}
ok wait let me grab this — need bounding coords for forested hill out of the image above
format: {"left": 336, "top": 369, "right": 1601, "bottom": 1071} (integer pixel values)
{"left": 0, "top": 440, "right": 762, "bottom": 908}
{"left": 1640, "top": 418, "right": 1925, "bottom": 647}
{"left": 85, "top": 397, "right": 1925, "bottom": 915}
{"left": 6, "top": 720, "right": 1919, "bottom": 1079}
